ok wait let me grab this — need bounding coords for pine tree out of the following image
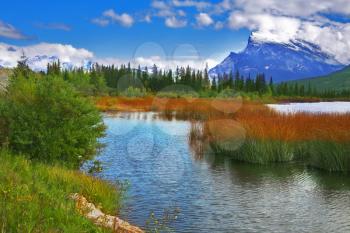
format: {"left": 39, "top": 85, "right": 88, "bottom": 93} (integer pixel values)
{"left": 211, "top": 77, "right": 217, "bottom": 91}
{"left": 13, "top": 51, "right": 32, "bottom": 79}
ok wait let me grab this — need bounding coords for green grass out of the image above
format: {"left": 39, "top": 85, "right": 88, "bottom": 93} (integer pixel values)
{"left": 212, "top": 139, "right": 350, "bottom": 173}
{"left": 211, "top": 139, "right": 295, "bottom": 164}
{"left": 304, "top": 141, "right": 350, "bottom": 172}
{"left": 287, "top": 66, "right": 350, "bottom": 91}
{"left": 0, "top": 150, "right": 122, "bottom": 233}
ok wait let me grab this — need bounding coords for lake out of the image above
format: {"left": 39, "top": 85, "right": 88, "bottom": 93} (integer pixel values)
{"left": 267, "top": 102, "right": 350, "bottom": 114}
{"left": 82, "top": 112, "right": 350, "bottom": 233}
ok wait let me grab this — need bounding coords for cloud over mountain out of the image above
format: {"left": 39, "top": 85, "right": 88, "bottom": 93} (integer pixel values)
{"left": 0, "top": 42, "right": 93, "bottom": 70}
{"left": 0, "top": 42, "right": 218, "bottom": 71}
{"left": 148, "top": 0, "right": 350, "bottom": 64}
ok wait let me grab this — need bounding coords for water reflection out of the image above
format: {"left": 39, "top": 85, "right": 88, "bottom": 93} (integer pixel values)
{"left": 83, "top": 112, "right": 350, "bottom": 233}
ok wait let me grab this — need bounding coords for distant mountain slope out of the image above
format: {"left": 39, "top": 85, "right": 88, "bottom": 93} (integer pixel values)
{"left": 209, "top": 35, "right": 345, "bottom": 83}
{"left": 286, "top": 66, "right": 350, "bottom": 91}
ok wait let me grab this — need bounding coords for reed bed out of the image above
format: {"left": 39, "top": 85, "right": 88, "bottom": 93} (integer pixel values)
{"left": 95, "top": 96, "right": 350, "bottom": 172}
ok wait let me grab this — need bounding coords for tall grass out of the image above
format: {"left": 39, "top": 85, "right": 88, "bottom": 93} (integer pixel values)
{"left": 95, "top": 96, "right": 350, "bottom": 172}
{"left": 304, "top": 141, "right": 350, "bottom": 172}
{"left": 0, "top": 150, "right": 121, "bottom": 232}
{"left": 211, "top": 139, "right": 295, "bottom": 164}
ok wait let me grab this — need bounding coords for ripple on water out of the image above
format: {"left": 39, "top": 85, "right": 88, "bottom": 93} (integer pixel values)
{"left": 82, "top": 113, "right": 350, "bottom": 233}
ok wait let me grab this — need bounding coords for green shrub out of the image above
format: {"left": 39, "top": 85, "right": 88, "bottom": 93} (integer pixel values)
{"left": 156, "top": 90, "right": 199, "bottom": 98}
{"left": 120, "top": 87, "right": 146, "bottom": 97}
{"left": 0, "top": 75, "right": 105, "bottom": 167}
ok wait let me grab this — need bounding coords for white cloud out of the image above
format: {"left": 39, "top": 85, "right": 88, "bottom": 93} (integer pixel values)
{"left": 91, "top": 18, "right": 109, "bottom": 27}
{"left": 144, "top": 14, "right": 152, "bottom": 23}
{"left": 152, "top": 0, "right": 177, "bottom": 17}
{"left": 221, "top": 0, "right": 350, "bottom": 64}
{"left": 152, "top": 0, "right": 169, "bottom": 10}
{"left": 0, "top": 21, "right": 29, "bottom": 39}
{"left": 131, "top": 55, "right": 218, "bottom": 70}
{"left": 0, "top": 42, "right": 93, "bottom": 70}
{"left": 214, "top": 21, "right": 224, "bottom": 30}
{"left": 35, "top": 23, "right": 71, "bottom": 31}
{"left": 172, "top": 0, "right": 211, "bottom": 10}
{"left": 178, "top": 10, "right": 186, "bottom": 17}
{"left": 228, "top": 11, "right": 350, "bottom": 64}
{"left": 165, "top": 16, "right": 187, "bottom": 28}
{"left": 195, "top": 13, "right": 214, "bottom": 27}
{"left": 233, "top": 0, "right": 350, "bottom": 17}
{"left": 0, "top": 42, "right": 218, "bottom": 71}
{"left": 102, "top": 9, "right": 134, "bottom": 27}
{"left": 228, "top": 12, "right": 301, "bottom": 43}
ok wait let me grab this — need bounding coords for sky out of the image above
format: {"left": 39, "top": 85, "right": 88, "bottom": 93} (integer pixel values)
{"left": 1, "top": 0, "right": 350, "bottom": 70}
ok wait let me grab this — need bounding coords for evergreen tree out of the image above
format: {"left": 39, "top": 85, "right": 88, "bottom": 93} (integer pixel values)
{"left": 13, "top": 51, "right": 32, "bottom": 79}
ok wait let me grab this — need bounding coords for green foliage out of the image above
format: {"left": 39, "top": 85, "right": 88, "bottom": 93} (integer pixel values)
{"left": 287, "top": 66, "right": 350, "bottom": 92}
{"left": 120, "top": 87, "right": 147, "bottom": 97}
{"left": 47, "top": 60, "right": 61, "bottom": 76}
{"left": 62, "top": 69, "right": 94, "bottom": 95}
{"left": 274, "top": 79, "right": 350, "bottom": 98}
{"left": 216, "top": 88, "right": 241, "bottom": 98}
{"left": 0, "top": 150, "right": 120, "bottom": 233}
{"left": 90, "top": 70, "right": 107, "bottom": 96}
{"left": 0, "top": 74, "right": 105, "bottom": 167}
{"left": 11, "top": 53, "right": 33, "bottom": 79}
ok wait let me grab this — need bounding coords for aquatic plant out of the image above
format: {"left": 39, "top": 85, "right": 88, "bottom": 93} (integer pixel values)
{"left": 94, "top": 96, "right": 350, "bottom": 172}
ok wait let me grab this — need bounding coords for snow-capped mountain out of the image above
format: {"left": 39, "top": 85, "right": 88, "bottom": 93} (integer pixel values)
{"left": 0, "top": 43, "right": 94, "bottom": 72}
{"left": 23, "top": 55, "right": 93, "bottom": 72}
{"left": 209, "top": 35, "right": 345, "bottom": 82}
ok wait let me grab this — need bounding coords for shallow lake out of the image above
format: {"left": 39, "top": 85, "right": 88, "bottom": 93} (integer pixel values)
{"left": 82, "top": 112, "right": 350, "bottom": 233}
{"left": 267, "top": 101, "right": 350, "bottom": 114}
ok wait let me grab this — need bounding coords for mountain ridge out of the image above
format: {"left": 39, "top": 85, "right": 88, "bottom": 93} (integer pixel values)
{"left": 286, "top": 65, "right": 350, "bottom": 91}
{"left": 209, "top": 36, "right": 345, "bottom": 83}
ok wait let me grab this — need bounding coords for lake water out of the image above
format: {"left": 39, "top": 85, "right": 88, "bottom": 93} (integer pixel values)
{"left": 82, "top": 112, "right": 350, "bottom": 233}
{"left": 267, "top": 102, "right": 350, "bottom": 114}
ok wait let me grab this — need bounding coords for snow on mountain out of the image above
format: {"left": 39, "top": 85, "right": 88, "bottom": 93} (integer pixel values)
{"left": 209, "top": 35, "right": 345, "bottom": 82}
{"left": 24, "top": 56, "right": 94, "bottom": 72}
{"left": 0, "top": 42, "right": 94, "bottom": 72}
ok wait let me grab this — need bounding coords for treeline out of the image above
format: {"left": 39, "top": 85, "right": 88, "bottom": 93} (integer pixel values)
{"left": 47, "top": 60, "right": 350, "bottom": 98}
{"left": 274, "top": 82, "right": 350, "bottom": 98}
{"left": 48, "top": 60, "right": 273, "bottom": 96}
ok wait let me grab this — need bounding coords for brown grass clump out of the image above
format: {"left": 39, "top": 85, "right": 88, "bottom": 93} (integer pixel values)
{"left": 94, "top": 96, "right": 350, "bottom": 143}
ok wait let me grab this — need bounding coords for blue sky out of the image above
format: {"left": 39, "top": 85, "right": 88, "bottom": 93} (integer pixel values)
{"left": 1, "top": 0, "right": 249, "bottom": 61}
{"left": 1, "top": 0, "right": 350, "bottom": 69}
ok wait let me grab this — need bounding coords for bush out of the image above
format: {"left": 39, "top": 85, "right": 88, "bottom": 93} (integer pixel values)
{"left": 0, "top": 75, "right": 105, "bottom": 167}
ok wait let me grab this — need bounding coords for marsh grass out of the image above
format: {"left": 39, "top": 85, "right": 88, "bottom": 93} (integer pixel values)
{"left": 210, "top": 139, "right": 350, "bottom": 172}
{"left": 211, "top": 139, "right": 295, "bottom": 164}
{"left": 304, "top": 141, "right": 350, "bottom": 172}
{"left": 0, "top": 150, "right": 121, "bottom": 232}
{"left": 95, "top": 97, "right": 350, "bottom": 172}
